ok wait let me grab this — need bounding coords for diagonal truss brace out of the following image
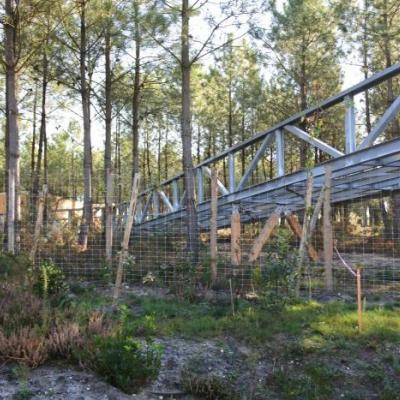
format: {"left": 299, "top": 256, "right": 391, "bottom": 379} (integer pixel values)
{"left": 284, "top": 125, "right": 344, "bottom": 158}
{"left": 158, "top": 190, "right": 174, "bottom": 212}
{"left": 139, "top": 193, "right": 152, "bottom": 223}
{"left": 358, "top": 95, "right": 400, "bottom": 149}
{"left": 236, "top": 133, "right": 275, "bottom": 191}
{"left": 203, "top": 166, "right": 229, "bottom": 195}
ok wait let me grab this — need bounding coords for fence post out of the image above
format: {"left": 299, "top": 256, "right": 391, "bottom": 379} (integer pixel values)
{"left": 112, "top": 173, "right": 140, "bottom": 305}
{"left": 323, "top": 165, "right": 333, "bottom": 291}
{"left": 296, "top": 174, "right": 314, "bottom": 297}
{"left": 356, "top": 267, "right": 363, "bottom": 332}
{"left": 231, "top": 205, "right": 241, "bottom": 268}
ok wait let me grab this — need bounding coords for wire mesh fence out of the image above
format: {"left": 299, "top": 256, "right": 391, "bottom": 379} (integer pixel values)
{"left": 2, "top": 171, "right": 400, "bottom": 302}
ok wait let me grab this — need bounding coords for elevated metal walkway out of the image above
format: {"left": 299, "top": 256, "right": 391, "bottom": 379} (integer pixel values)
{"left": 133, "top": 64, "right": 400, "bottom": 231}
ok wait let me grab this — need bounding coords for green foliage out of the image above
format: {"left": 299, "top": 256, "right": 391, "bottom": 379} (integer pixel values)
{"left": 13, "top": 364, "right": 33, "bottom": 400}
{"left": 95, "top": 259, "right": 112, "bottom": 285}
{"left": 88, "top": 335, "right": 162, "bottom": 393}
{"left": 124, "top": 294, "right": 400, "bottom": 348}
{"left": 0, "top": 253, "right": 32, "bottom": 281}
{"left": 252, "top": 227, "right": 297, "bottom": 309}
{"left": 32, "top": 261, "right": 69, "bottom": 302}
{"left": 267, "top": 364, "right": 340, "bottom": 400}
{"left": 14, "top": 387, "right": 34, "bottom": 400}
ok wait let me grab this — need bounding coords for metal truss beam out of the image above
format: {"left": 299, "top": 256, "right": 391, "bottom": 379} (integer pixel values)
{"left": 137, "top": 138, "right": 400, "bottom": 231}
{"left": 358, "top": 95, "right": 400, "bottom": 149}
{"left": 236, "top": 133, "right": 274, "bottom": 191}
{"left": 284, "top": 125, "right": 344, "bottom": 158}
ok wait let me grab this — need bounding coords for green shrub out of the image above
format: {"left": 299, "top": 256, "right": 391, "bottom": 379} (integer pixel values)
{"left": 88, "top": 335, "right": 162, "bottom": 393}
{"left": 95, "top": 259, "right": 112, "bottom": 285}
{"left": 252, "top": 227, "right": 297, "bottom": 309}
{"left": 33, "top": 261, "right": 69, "bottom": 301}
{"left": 0, "top": 253, "right": 32, "bottom": 282}
{"left": 14, "top": 387, "right": 33, "bottom": 400}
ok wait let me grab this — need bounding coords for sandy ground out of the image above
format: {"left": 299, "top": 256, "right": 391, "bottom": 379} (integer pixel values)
{"left": 0, "top": 336, "right": 262, "bottom": 400}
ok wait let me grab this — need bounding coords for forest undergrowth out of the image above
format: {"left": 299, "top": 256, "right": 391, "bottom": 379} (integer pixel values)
{"left": 1, "top": 251, "right": 400, "bottom": 399}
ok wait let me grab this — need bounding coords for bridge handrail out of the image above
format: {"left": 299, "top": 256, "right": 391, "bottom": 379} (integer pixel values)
{"left": 138, "top": 63, "right": 400, "bottom": 198}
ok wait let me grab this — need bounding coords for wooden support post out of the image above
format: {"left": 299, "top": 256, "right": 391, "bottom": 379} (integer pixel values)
{"left": 248, "top": 211, "right": 280, "bottom": 263}
{"left": 298, "top": 175, "right": 314, "bottom": 264}
{"left": 68, "top": 210, "right": 73, "bottom": 224}
{"left": 323, "top": 165, "right": 333, "bottom": 291}
{"left": 112, "top": 173, "right": 140, "bottom": 305}
{"left": 210, "top": 168, "right": 218, "bottom": 285}
{"left": 231, "top": 205, "right": 241, "bottom": 267}
{"left": 30, "top": 185, "right": 47, "bottom": 261}
{"left": 296, "top": 174, "right": 314, "bottom": 296}
{"left": 309, "top": 185, "right": 325, "bottom": 235}
{"left": 286, "top": 214, "right": 319, "bottom": 262}
{"left": 356, "top": 267, "right": 363, "bottom": 333}
{"left": 105, "top": 168, "right": 113, "bottom": 262}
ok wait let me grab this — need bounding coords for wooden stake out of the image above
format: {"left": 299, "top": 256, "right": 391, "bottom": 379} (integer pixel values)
{"left": 30, "top": 185, "right": 47, "bottom": 261}
{"left": 356, "top": 267, "right": 363, "bottom": 332}
{"left": 229, "top": 278, "right": 235, "bottom": 316}
{"left": 248, "top": 211, "right": 280, "bottom": 263}
{"left": 112, "top": 173, "right": 140, "bottom": 305}
{"left": 323, "top": 165, "right": 333, "bottom": 291}
{"left": 298, "top": 175, "right": 314, "bottom": 263}
{"left": 210, "top": 168, "right": 218, "bottom": 285}
{"left": 309, "top": 186, "right": 325, "bottom": 235}
{"left": 231, "top": 205, "right": 241, "bottom": 267}
{"left": 286, "top": 215, "right": 319, "bottom": 262}
{"left": 296, "top": 174, "right": 314, "bottom": 296}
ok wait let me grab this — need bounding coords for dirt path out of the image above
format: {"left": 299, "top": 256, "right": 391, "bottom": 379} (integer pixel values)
{"left": 0, "top": 364, "right": 143, "bottom": 400}
{"left": 0, "top": 337, "right": 261, "bottom": 400}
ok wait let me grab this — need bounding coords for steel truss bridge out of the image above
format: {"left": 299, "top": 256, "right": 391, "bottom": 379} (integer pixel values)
{"left": 133, "top": 64, "right": 400, "bottom": 231}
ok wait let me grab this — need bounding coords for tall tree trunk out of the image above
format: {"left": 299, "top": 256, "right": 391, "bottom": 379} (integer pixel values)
{"left": 104, "top": 29, "right": 113, "bottom": 261}
{"left": 362, "top": 0, "right": 372, "bottom": 133}
{"left": 115, "top": 114, "right": 122, "bottom": 204}
{"left": 32, "top": 49, "right": 48, "bottom": 223}
{"left": 5, "top": 0, "right": 19, "bottom": 253}
{"left": 145, "top": 130, "right": 151, "bottom": 185}
{"left": 241, "top": 113, "right": 245, "bottom": 176}
{"left": 181, "top": 0, "right": 199, "bottom": 261}
{"left": 299, "top": 45, "right": 308, "bottom": 169}
{"left": 29, "top": 81, "right": 38, "bottom": 219}
{"left": 131, "top": 2, "right": 141, "bottom": 178}
{"left": 228, "top": 79, "right": 233, "bottom": 147}
{"left": 157, "top": 123, "right": 162, "bottom": 184}
{"left": 196, "top": 124, "right": 201, "bottom": 163}
{"left": 31, "top": 82, "right": 38, "bottom": 180}
{"left": 164, "top": 127, "right": 169, "bottom": 180}
{"left": 78, "top": 1, "right": 93, "bottom": 249}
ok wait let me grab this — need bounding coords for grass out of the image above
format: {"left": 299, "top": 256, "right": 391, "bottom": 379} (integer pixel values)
{"left": 108, "top": 292, "right": 400, "bottom": 399}
{"left": 120, "top": 294, "right": 400, "bottom": 348}
{"left": 3, "top": 271, "right": 400, "bottom": 399}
